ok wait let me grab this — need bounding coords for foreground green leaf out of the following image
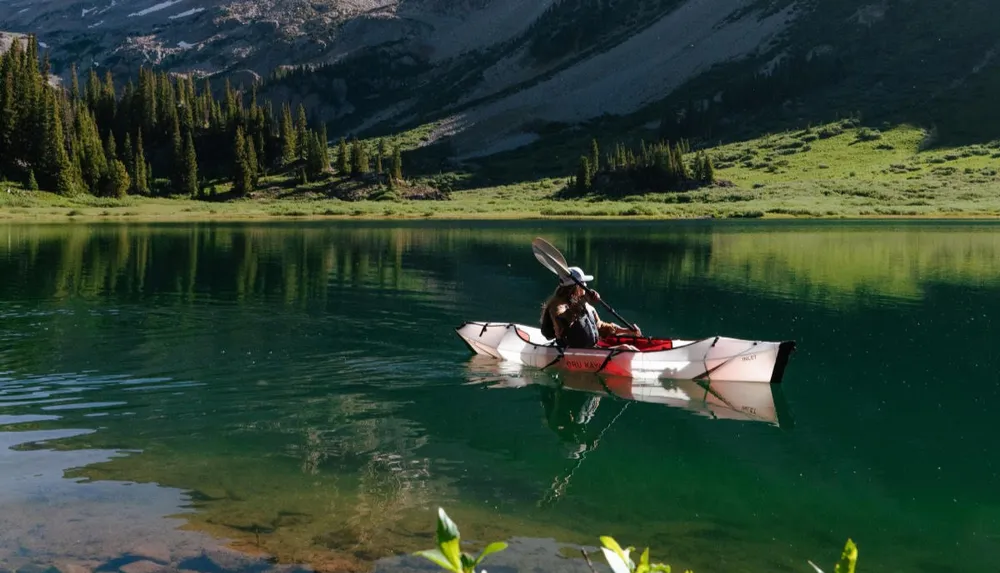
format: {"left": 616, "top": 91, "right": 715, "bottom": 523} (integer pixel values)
{"left": 834, "top": 539, "right": 858, "bottom": 573}
{"left": 416, "top": 549, "right": 459, "bottom": 573}
{"left": 436, "top": 508, "right": 462, "bottom": 570}
{"left": 475, "top": 542, "right": 508, "bottom": 564}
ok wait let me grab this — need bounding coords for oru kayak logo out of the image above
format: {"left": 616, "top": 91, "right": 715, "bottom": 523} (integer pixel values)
{"left": 564, "top": 358, "right": 604, "bottom": 370}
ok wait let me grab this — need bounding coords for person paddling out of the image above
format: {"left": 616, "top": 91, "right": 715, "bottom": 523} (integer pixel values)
{"left": 539, "top": 266, "right": 641, "bottom": 349}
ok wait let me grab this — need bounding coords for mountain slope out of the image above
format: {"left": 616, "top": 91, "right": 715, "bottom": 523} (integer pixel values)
{"left": 3, "top": 0, "right": 998, "bottom": 172}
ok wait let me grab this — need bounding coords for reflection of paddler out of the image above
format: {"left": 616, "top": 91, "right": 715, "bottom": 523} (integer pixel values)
{"left": 537, "top": 378, "right": 631, "bottom": 508}
{"left": 539, "top": 383, "right": 602, "bottom": 447}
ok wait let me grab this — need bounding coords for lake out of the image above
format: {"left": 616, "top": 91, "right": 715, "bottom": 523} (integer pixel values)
{"left": 1, "top": 220, "right": 997, "bottom": 573}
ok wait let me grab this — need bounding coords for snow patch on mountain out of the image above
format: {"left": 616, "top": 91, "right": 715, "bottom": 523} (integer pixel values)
{"left": 169, "top": 8, "right": 205, "bottom": 19}
{"left": 129, "top": 1, "right": 185, "bottom": 18}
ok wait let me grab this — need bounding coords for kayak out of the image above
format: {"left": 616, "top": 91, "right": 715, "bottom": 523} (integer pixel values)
{"left": 455, "top": 321, "right": 796, "bottom": 384}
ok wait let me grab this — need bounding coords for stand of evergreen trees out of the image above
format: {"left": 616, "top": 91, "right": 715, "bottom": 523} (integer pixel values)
{"left": 573, "top": 138, "right": 714, "bottom": 195}
{"left": 0, "top": 35, "right": 406, "bottom": 199}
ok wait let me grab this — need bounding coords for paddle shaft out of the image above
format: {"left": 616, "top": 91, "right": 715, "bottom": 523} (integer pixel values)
{"left": 564, "top": 272, "right": 639, "bottom": 332}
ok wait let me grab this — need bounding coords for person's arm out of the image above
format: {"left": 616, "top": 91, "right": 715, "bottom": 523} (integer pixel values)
{"left": 550, "top": 299, "right": 588, "bottom": 338}
{"left": 585, "top": 291, "right": 641, "bottom": 337}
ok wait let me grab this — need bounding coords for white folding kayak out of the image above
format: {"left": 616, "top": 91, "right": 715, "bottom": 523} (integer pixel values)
{"left": 455, "top": 321, "right": 796, "bottom": 384}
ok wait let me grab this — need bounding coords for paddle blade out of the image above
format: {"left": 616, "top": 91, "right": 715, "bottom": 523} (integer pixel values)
{"left": 532, "top": 237, "right": 571, "bottom": 279}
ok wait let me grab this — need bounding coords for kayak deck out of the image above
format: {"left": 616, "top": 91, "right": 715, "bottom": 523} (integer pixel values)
{"left": 455, "top": 321, "right": 795, "bottom": 384}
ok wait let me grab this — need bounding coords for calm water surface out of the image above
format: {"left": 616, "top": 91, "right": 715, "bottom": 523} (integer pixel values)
{"left": 0, "top": 220, "right": 998, "bottom": 573}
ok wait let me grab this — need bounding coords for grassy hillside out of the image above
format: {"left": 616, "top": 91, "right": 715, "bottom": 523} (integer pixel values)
{"left": 4, "top": 119, "right": 999, "bottom": 220}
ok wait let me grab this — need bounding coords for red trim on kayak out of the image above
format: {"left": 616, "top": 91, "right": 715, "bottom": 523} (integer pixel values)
{"left": 596, "top": 335, "right": 673, "bottom": 352}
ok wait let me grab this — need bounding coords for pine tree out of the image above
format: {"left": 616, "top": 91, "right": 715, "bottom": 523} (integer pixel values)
{"left": 26, "top": 169, "right": 38, "bottom": 190}
{"left": 75, "top": 107, "right": 107, "bottom": 194}
{"left": 170, "top": 113, "right": 184, "bottom": 194}
{"left": 702, "top": 152, "right": 714, "bottom": 184}
{"left": 319, "top": 123, "right": 329, "bottom": 172}
{"left": 107, "top": 159, "right": 130, "bottom": 198}
{"left": 576, "top": 156, "right": 591, "bottom": 193}
{"left": 254, "top": 129, "right": 266, "bottom": 174}
{"left": 69, "top": 63, "right": 80, "bottom": 102}
{"left": 245, "top": 132, "right": 259, "bottom": 189}
{"left": 295, "top": 104, "right": 308, "bottom": 160}
{"left": 46, "top": 89, "right": 78, "bottom": 196}
{"left": 280, "top": 103, "right": 296, "bottom": 165}
{"left": 336, "top": 137, "right": 349, "bottom": 174}
{"left": 181, "top": 130, "right": 199, "bottom": 197}
{"left": 350, "top": 138, "right": 369, "bottom": 177}
{"left": 104, "top": 131, "right": 117, "bottom": 164}
{"left": 391, "top": 145, "right": 403, "bottom": 182}
{"left": 691, "top": 151, "right": 705, "bottom": 182}
{"left": 590, "top": 138, "right": 600, "bottom": 176}
{"left": 133, "top": 130, "right": 149, "bottom": 195}
{"left": 376, "top": 138, "right": 385, "bottom": 174}
{"left": 231, "top": 126, "right": 252, "bottom": 197}
{"left": 305, "top": 132, "right": 327, "bottom": 178}
{"left": 0, "top": 66, "right": 15, "bottom": 173}
{"left": 122, "top": 132, "right": 134, "bottom": 179}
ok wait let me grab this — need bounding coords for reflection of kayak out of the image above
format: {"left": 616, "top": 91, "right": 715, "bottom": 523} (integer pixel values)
{"left": 465, "top": 355, "right": 788, "bottom": 427}
{"left": 455, "top": 321, "right": 796, "bottom": 384}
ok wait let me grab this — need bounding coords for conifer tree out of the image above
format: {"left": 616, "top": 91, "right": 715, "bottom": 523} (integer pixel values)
{"left": 319, "top": 124, "right": 329, "bottom": 171}
{"left": 122, "top": 132, "right": 134, "bottom": 179}
{"left": 181, "top": 130, "right": 199, "bottom": 197}
{"left": 0, "top": 66, "right": 14, "bottom": 173}
{"left": 246, "top": 132, "right": 259, "bottom": 189}
{"left": 391, "top": 145, "right": 403, "bottom": 182}
{"left": 295, "top": 104, "right": 308, "bottom": 160}
{"left": 104, "top": 131, "right": 117, "bottom": 164}
{"left": 702, "top": 152, "right": 714, "bottom": 183}
{"left": 45, "top": 89, "right": 78, "bottom": 196}
{"left": 106, "top": 158, "right": 130, "bottom": 198}
{"left": 280, "top": 103, "right": 296, "bottom": 165}
{"left": 350, "top": 138, "right": 369, "bottom": 177}
{"left": 376, "top": 138, "right": 385, "bottom": 174}
{"left": 231, "top": 126, "right": 252, "bottom": 197}
{"left": 576, "top": 156, "right": 591, "bottom": 193}
{"left": 26, "top": 169, "right": 38, "bottom": 190}
{"left": 305, "top": 132, "right": 328, "bottom": 178}
{"left": 69, "top": 63, "right": 80, "bottom": 102}
{"left": 336, "top": 137, "right": 349, "bottom": 174}
{"left": 133, "top": 130, "right": 149, "bottom": 195}
{"left": 75, "top": 107, "right": 107, "bottom": 194}
{"left": 691, "top": 151, "right": 705, "bottom": 182}
{"left": 170, "top": 113, "right": 184, "bottom": 194}
{"left": 590, "top": 138, "right": 599, "bottom": 176}
{"left": 254, "top": 130, "right": 266, "bottom": 174}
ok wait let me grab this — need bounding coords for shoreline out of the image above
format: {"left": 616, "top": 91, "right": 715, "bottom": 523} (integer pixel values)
{"left": 2, "top": 206, "right": 998, "bottom": 223}
{"left": 2, "top": 190, "right": 999, "bottom": 223}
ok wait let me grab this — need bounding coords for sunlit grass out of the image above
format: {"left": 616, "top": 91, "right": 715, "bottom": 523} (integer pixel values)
{"left": 2, "top": 121, "right": 999, "bottom": 222}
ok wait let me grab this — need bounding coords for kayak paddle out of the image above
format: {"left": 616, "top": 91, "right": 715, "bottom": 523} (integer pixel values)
{"left": 531, "top": 237, "right": 639, "bottom": 332}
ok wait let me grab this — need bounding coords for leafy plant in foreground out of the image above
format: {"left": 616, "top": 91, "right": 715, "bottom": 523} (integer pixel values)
{"left": 809, "top": 538, "right": 858, "bottom": 573}
{"left": 596, "top": 535, "right": 687, "bottom": 573}
{"left": 415, "top": 508, "right": 508, "bottom": 573}
{"left": 416, "top": 507, "right": 859, "bottom": 573}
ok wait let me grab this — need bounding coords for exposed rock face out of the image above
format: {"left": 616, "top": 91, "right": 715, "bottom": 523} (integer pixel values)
{"left": 0, "top": 0, "right": 796, "bottom": 152}
{"left": 0, "top": 1, "right": 555, "bottom": 76}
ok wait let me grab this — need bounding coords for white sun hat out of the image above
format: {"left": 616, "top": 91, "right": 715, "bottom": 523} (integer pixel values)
{"left": 560, "top": 266, "right": 594, "bottom": 286}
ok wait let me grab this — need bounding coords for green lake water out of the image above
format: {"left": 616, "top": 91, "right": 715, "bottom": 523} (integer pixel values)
{"left": 0, "top": 220, "right": 997, "bottom": 573}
